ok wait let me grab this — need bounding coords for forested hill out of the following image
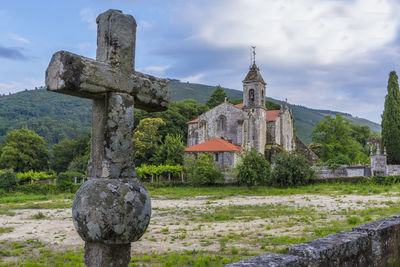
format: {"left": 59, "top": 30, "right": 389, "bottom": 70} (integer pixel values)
{"left": 0, "top": 81, "right": 380, "bottom": 145}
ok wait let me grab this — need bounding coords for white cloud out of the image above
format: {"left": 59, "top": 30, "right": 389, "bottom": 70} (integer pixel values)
{"left": 0, "top": 78, "right": 44, "bottom": 95}
{"left": 9, "top": 34, "right": 31, "bottom": 44}
{"left": 182, "top": 0, "right": 400, "bottom": 66}
{"left": 80, "top": 8, "right": 97, "bottom": 30}
{"left": 137, "top": 65, "right": 170, "bottom": 76}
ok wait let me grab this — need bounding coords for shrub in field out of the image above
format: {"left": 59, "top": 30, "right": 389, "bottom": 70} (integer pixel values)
{"left": 0, "top": 170, "right": 18, "bottom": 192}
{"left": 272, "top": 153, "right": 315, "bottom": 187}
{"left": 235, "top": 149, "right": 271, "bottom": 187}
{"left": 184, "top": 153, "right": 223, "bottom": 186}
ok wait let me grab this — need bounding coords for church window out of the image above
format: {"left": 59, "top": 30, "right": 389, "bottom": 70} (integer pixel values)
{"left": 218, "top": 116, "right": 227, "bottom": 133}
{"left": 215, "top": 153, "right": 219, "bottom": 162}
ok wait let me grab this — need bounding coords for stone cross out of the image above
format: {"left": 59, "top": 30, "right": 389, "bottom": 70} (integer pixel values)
{"left": 45, "top": 9, "right": 169, "bottom": 266}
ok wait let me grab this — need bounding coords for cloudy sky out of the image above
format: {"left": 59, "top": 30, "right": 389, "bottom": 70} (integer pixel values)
{"left": 1, "top": 0, "right": 400, "bottom": 123}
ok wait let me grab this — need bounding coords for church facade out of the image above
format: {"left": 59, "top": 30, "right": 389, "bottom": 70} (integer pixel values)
{"left": 185, "top": 63, "right": 296, "bottom": 170}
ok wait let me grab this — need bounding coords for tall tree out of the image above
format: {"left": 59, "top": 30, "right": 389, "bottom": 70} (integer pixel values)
{"left": 312, "top": 114, "right": 368, "bottom": 164}
{"left": 381, "top": 71, "right": 400, "bottom": 164}
{"left": 206, "top": 85, "right": 227, "bottom": 108}
{"left": 152, "top": 134, "right": 185, "bottom": 165}
{"left": 133, "top": 118, "right": 166, "bottom": 165}
{"left": 0, "top": 128, "right": 48, "bottom": 172}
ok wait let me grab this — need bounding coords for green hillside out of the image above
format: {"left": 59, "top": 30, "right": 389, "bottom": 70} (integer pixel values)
{"left": 0, "top": 81, "right": 380, "bottom": 145}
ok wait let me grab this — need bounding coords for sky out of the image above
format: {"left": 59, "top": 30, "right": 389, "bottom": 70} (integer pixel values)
{"left": 1, "top": 0, "right": 400, "bottom": 124}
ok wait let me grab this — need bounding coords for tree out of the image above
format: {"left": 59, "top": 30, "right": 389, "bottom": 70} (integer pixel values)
{"left": 381, "top": 71, "right": 400, "bottom": 164}
{"left": 152, "top": 134, "right": 185, "bottom": 165}
{"left": 0, "top": 129, "right": 48, "bottom": 172}
{"left": 312, "top": 114, "right": 368, "bottom": 164}
{"left": 134, "top": 99, "right": 209, "bottom": 144}
{"left": 49, "top": 134, "right": 90, "bottom": 173}
{"left": 235, "top": 149, "right": 271, "bottom": 187}
{"left": 0, "top": 170, "right": 18, "bottom": 192}
{"left": 272, "top": 153, "right": 314, "bottom": 187}
{"left": 184, "top": 153, "right": 223, "bottom": 186}
{"left": 133, "top": 118, "right": 166, "bottom": 165}
{"left": 206, "top": 85, "right": 227, "bottom": 108}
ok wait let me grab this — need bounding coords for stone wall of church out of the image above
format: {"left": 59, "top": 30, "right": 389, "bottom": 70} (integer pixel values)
{"left": 196, "top": 102, "right": 245, "bottom": 145}
{"left": 274, "top": 117, "right": 281, "bottom": 146}
{"left": 187, "top": 123, "right": 199, "bottom": 147}
{"left": 280, "top": 109, "right": 296, "bottom": 151}
{"left": 214, "top": 151, "right": 239, "bottom": 171}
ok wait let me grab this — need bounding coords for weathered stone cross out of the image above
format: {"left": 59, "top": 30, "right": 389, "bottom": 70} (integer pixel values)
{"left": 45, "top": 9, "right": 169, "bottom": 266}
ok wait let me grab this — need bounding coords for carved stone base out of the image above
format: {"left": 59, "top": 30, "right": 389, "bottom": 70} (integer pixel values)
{"left": 84, "top": 242, "right": 131, "bottom": 267}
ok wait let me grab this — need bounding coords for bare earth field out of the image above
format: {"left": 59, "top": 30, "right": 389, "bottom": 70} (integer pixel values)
{"left": 1, "top": 193, "right": 400, "bottom": 263}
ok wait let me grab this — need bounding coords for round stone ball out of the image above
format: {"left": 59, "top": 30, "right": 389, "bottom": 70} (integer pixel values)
{"left": 72, "top": 178, "right": 151, "bottom": 244}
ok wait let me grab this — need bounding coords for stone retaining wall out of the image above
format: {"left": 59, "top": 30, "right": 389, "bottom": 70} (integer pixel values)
{"left": 226, "top": 216, "right": 400, "bottom": 267}
{"left": 315, "top": 166, "right": 367, "bottom": 179}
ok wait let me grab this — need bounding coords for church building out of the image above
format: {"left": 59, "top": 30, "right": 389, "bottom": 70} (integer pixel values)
{"left": 184, "top": 60, "right": 296, "bottom": 170}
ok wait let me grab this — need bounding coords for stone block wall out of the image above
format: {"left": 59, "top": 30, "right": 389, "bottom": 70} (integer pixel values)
{"left": 226, "top": 216, "right": 400, "bottom": 267}
{"left": 315, "top": 166, "right": 367, "bottom": 179}
{"left": 387, "top": 165, "right": 400, "bottom": 176}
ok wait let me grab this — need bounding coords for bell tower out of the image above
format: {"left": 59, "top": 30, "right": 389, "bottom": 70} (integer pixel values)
{"left": 243, "top": 46, "right": 266, "bottom": 108}
{"left": 242, "top": 47, "right": 267, "bottom": 154}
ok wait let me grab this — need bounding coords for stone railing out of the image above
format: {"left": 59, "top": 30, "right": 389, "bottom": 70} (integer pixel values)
{"left": 226, "top": 215, "right": 400, "bottom": 266}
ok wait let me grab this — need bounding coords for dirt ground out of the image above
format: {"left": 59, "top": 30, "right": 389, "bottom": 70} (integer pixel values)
{"left": 1, "top": 194, "right": 399, "bottom": 255}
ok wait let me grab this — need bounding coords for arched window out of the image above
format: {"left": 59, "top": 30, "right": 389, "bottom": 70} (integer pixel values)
{"left": 249, "top": 89, "right": 255, "bottom": 104}
{"left": 194, "top": 132, "right": 198, "bottom": 145}
{"left": 218, "top": 115, "right": 227, "bottom": 133}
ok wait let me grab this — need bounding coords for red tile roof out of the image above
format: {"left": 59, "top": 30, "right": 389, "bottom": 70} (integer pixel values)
{"left": 266, "top": 110, "right": 281, "bottom": 121}
{"left": 235, "top": 103, "right": 280, "bottom": 121}
{"left": 186, "top": 118, "right": 199, "bottom": 124}
{"left": 235, "top": 103, "right": 243, "bottom": 109}
{"left": 185, "top": 138, "right": 243, "bottom": 152}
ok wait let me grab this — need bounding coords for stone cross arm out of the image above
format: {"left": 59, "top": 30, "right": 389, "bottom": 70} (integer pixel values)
{"left": 46, "top": 50, "right": 169, "bottom": 112}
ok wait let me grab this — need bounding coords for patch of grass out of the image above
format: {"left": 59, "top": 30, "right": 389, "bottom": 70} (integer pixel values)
{"left": 0, "top": 210, "right": 15, "bottom": 216}
{"left": 146, "top": 183, "right": 400, "bottom": 199}
{"left": 0, "top": 239, "right": 242, "bottom": 267}
{"left": 347, "top": 216, "right": 362, "bottom": 225}
{"left": 31, "top": 211, "right": 46, "bottom": 219}
{"left": 0, "top": 227, "right": 13, "bottom": 235}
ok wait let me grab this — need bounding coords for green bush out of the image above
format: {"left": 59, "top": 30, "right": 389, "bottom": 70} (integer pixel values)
{"left": 0, "top": 170, "right": 18, "bottom": 192}
{"left": 184, "top": 153, "right": 223, "bottom": 186}
{"left": 57, "top": 171, "right": 85, "bottom": 184}
{"left": 17, "top": 182, "right": 81, "bottom": 194}
{"left": 235, "top": 149, "right": 271, "bottom": 187}
{"left": 17, "top": 170, "right": 56, "bottom": 184}
{"left": 371, "top": 175, "right": 400, "bottom": 186}
{"left": 137, "top": 164, "right": 183, "bottom": 182}
{"left": 272, "top": 153, "right": 315, "bottom": 187}
{"left": 325, "top": 154, "right": 351, "bottom": 169}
